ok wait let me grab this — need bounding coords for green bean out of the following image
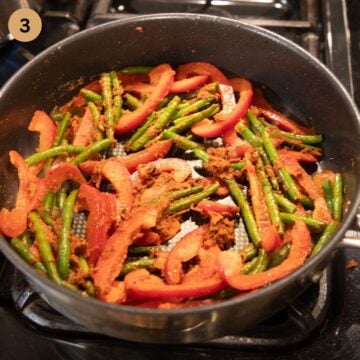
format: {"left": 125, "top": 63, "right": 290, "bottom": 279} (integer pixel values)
{"left": 250, "top": 249, "right": 269, "bottom": 274}
{"left": 43, "top": 191, "right": 56, "bottom": 211}
{"left": 239, "top": 243, "right": 258, "bottom": 262}
{"left": 169, "top": 186, "right": 204, "bottom": 200}
{"left": 19, "top": 231, "right": 32, "bottom": 246}
{"left": 257, "top": 160, "right": 284, "bottom": 234}
{"left": 110, "top": 71, "right": 122, "bottom": 122}
{"left": 57, "top": 189, "right": 78, "bottom": 280}
{"left": 230, "top": 161, "right": 245, "bottom": 171}
{"left": 87, "top": 101, "right": 103, "bottom": 139}
{"left": 193, "top": 148, "right": 209, "bottom": 162}
{"left": 29, "top": 212, "right": 61, "bottom": 284}
{"left": 53, "top": 112, "right": 71, "bottom": 147}
{"left": 163, "top": 130, "right": 204, "bottom": 152}
{"left": 333, "top": 174, "right": 343, "bottom": 221}
{"left": 126, "top": 112, "right": 156, "bottom": 148}
{"left": 131, "top": 96, "right": 180, "bottom": 150}
{"left": 210, "top": 287, "right": 239, "bottom": 300}
{"left": 51, "top": 112, "right": 64, "bottom": 122}
{"left": 25, "top": 145, "right": 86, "bottom": 166}
{"left": 100, "top": 73, "right": 114, "bottom": 139}
{"left": 279, "top": 212, "right": 327, "bottom": 232}
{"left": 11, "top": 237, "right": 47, "bottom": 273}
{"left": 166, "top": 104, "right": 220, "bottom": 134}
{"left": 236, "top": 121, "right": 262, "bottom": 147}
{"left": 128, "top": 246, "right": 161, "bottom": 256}
{"left": 310, "top": 220, "right": 338, "bottom": 257}
{"left": 80, "top": 88, "right": 102, "bottom": 103}
{"left": 120, "top": 257, "right": 154, "bottom": 276}
{"left": 120, "top": 66, "right": 153, "bottom": 74}
{"left": 270, "top": 242, "right": 291, "bottom": 267}
{"left": 278, "top": 130, "right": 323, "bottom": 144}
{"left": 173, "top": 98, "right": 213, "bottom": 120}
{"left": 56, "top": 186, "right": 68, "bottom": 210}
{"left": 78, "top": 256, "right": 95, "bottom": 297}
{"left": 273, "top": 193, "right": 297, "bottom": 213}
{"left": 41, "top": 212, "right": 56, "bottom": 229}
{"left": 168, "top": 183, "right": 219, "bottom": 214}
{"left": 241, "top": 256, "right": 259, "bottom": 274}
{"left": 124, "top": 93, "right": 142, "bottom": 110}
{"left": 225, "top": 179, "right": 261, "bottom": 247}
{"left": 322, "top": 179, "right": 334, "bottom": 215}
{"left": 72, "top": 138, "right": 112, "bottom": 165}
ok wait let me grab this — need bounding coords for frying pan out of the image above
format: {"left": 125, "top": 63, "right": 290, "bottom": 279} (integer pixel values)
{"left": 0, "top": 14, "right": 360, "bottom": 344}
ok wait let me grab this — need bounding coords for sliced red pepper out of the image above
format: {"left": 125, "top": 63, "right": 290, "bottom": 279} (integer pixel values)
{"left": 125, "top": 268, "right": 226, "bottom": 300}
{"left": 44, "top": 162, "right": 87, "bottom": 192}
{"left": 102, "top": 280, "right": 127, "bottom": 304}
{"left": 28, "top": 110, "right": 57, "bottom": 174}
{"left": 73, "top": 107, "right": 96, "bottom": 146}
{"left": 100, "top": 158, "right": 134, "bottom": 216}
{"left": 195, "top": 200, "right": 239, "bottom": 217}
{"left": 222, "top": 128, "right": 253, "bottom": 158}
{"left": 219, "top": 221, "right": 312, "bottom": 290}
{"left": 78, "top": 184, "right": 117, "bottom": 266}
{"left": 277, "top": 149, "right": 318, "bottom": 163}
{"left": 134, "top": 230, "right": 162, "bottom": 246}
{"left": 164, "top": 226, "right": 207, "bottom": 285}
{"left": 278, "top": 152, "right": 332, "bottom": 223}
{"left": 115, "top": 64, "right": 175, "bottom": 134}
{"left": 121, "top": 140, "right": 173, "bottom": 173}
{"left": 170, "top": 75, "right": 209, "bottom": 93}
{"left": 253, "top": 89, "right": 315, "bottom": 135}
{"left": 245, "top": 152, "right": 281, "bottom": 252}
{"left": 0, "top": 151, "right": 33, "bottom": 237}
{"left": 191, "top": 78, "right": 253, "bottom": 138}
{"left": 176, "top": 62, "right": 230, "bottom": 85}
{"left": 94, "top": 203, "right": 162, "bottom": 297}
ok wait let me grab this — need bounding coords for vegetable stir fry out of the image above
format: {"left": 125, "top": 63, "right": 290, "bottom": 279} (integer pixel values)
{"left": 0, "top": 62, "right": 343, "bottom": 308}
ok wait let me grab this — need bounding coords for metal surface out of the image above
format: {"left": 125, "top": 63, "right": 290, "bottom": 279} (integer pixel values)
{"left": 0, "top": 14, "right": 359, "bottom": 344}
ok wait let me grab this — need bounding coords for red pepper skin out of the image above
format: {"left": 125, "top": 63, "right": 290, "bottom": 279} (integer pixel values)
{"left": 244, "top": 152, "right": 281, "bottom": 252}
{"left": 44, "top": 162, "right": 87, "bottom": 192}
{"left": 94, "top": 204, "right": 162, "bottom": 298}
{"left": 134, "top": 230, "right": 162, "bottom": 246}
{"left": 73, "top": 107, "right": 96, "bottom": 146}
{"left": 176, "top": 62, "right": 230, "bottom": 85}
{"left": 191, "top": 78, "right": 253, "bottom": 138}
{"left": 164, "top": 226, "right": 207, "bottom": 285}
{"left": 222, "top": 128, "right": 253, "bottom": 158}
{"left": 219, "top": 221, "right": 312, "bottom": 290}
{"left": 196, "top": 200, "right": 239, "bottom": 217}
{"left": 78, "top": 184, "right": 117, "bottom": 266}
{"left": 0, "top": 151, "right": 33, "bottom": 237}
{"left": 125, "top": 268, "right": 226, "bottom": 300}
{"left": 100, "top": 158, "right": 134, "bottom": 216}
{"left": 28, "top": 110, "right": 57, "bottom": 174}
{"left": 115, "top": 64, "right": 175, "bottom": 134}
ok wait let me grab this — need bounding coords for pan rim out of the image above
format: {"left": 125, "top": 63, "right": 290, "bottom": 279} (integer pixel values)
{"left": 0, "top": 12, "right": 359, "bottom": 319}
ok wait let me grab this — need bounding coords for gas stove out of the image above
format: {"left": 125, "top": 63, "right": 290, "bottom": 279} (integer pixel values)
{"left": 1, "top": 1, "right": 360, "bottom": 359}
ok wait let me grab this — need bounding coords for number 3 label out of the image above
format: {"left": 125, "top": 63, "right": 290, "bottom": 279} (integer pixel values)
{"left": 8, "top": 9, "right": 42, "bottom": 42}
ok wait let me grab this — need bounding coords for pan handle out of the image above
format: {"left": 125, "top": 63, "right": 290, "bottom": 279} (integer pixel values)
{"left": 338, "top": 229, "right": 360, "bottom": 248}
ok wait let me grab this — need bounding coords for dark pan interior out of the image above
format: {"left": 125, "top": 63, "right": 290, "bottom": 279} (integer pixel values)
{"left": 0, "top": 14, "right": 359, "bottom": 343}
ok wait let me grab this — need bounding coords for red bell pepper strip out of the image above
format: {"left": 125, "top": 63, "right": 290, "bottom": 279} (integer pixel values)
{"left": 125, "top": 268, "right": 226, "bottom": 300}
{"left": 44, "top": 162, "right": 86, "bottom": 192}
{"left": 195, "top": 200, "right": 239, "bottom": 217}
{"left": 73, "top": 107, "right": 96, "bottom": 146}
{"left": 77, "top": 184, "right": 117, "bottom": 266}
{"left": 164, "top": 226, "right": 207, "bottom": 285}
{"left": 79, "top": 140, "right": 173, "bottom": 175}
{"left": 134, "top": 230, "right": 162, "bottom": 246}
{"left": 100, "top": 158, "right": 134, "bottom": 216}
{"left": 94, "top": 203, "right": 162, "bottom": 297}
{"left": 125, "top": 75, "right": 209, "bottom": 96}
{"left": 0, "top": 151, "right": 33, "bottom": 237}
{"left": 253, "top": 89, "right": 315, "bottom": 135}
{"left": 121, "top": 140, "right": 173, "bottom": 173}
{"left": 219, "top": 221, "right": 312, "bottom": 290}
{"left": 244, "top": 152, "right": 281, "bottom": 252}
{"left": 191, "top": 78, "right": 253, "bottom": 138}
{"left": 102, "top": 280, "right": 127, "bottom": 304}
{"left": 28, "top": 110, "right": 57, "bottom": 174}
{"left": 277, "top": 149, "right": 318, "bottom": 163}
{"left": 176, "top": 62, "right": 230, "bottom": 85}
{"left": 115, "top": 64, "right": 175, "bottom": 134}
{"left": 278, "top": 152, "right": 332, "bottom": 223}
{"left": 170, "top": 75, "right": 209, "bottom": 93}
